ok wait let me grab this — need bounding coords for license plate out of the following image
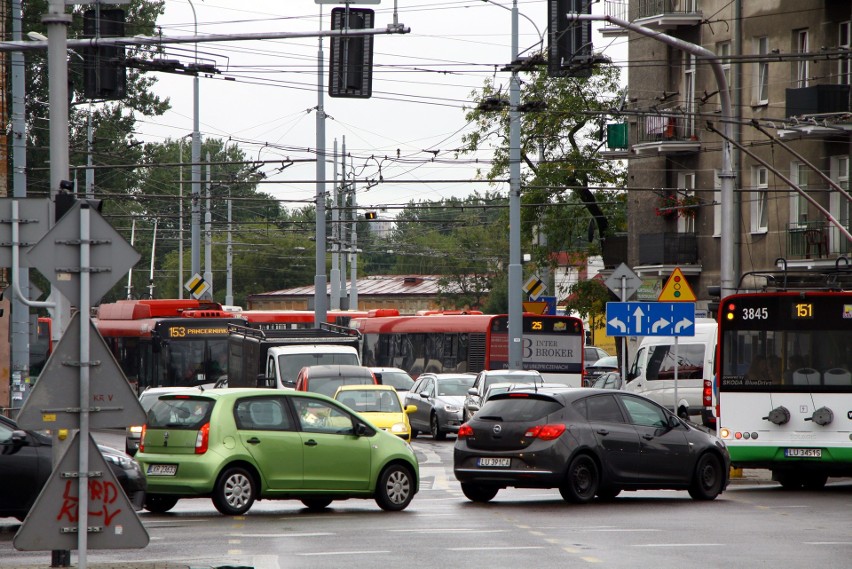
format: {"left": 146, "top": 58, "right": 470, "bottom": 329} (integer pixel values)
{"left": 478, "top": 457, "right": 511, "bottom": 468}
{"left": 147, "top": 464, "right": 178, "bottom": 476}
{"left": 784, "top": 448, "right": 821, "bottom": 458}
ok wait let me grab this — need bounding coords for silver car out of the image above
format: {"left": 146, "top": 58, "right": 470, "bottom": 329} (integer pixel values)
{"left": 463, "top": 369, "right": 544, "bottom": 422}
{"left": 405, "top": 373, "right": 475, "bottom": 440}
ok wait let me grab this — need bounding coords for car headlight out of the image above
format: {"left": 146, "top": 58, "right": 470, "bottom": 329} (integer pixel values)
{"left": 128, "top": 425, "right": 143, "bottom": 435}
{"left": 390, "top": 422, "right": 407, "bottom": 433}
{"left": 102, "top": 452, "right": 135, "bottom": 470}
{"left": 443, "top": 405, "right": 461, "bottom": 413}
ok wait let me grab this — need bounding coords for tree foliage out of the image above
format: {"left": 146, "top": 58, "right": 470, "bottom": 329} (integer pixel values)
{"left": 459, "top": 58, "right": 628, "bottom": 270}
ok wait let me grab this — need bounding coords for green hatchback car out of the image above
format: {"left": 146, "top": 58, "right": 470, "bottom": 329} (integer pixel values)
{"left": 135, "top": 388, "right": 419, "bottom": 515}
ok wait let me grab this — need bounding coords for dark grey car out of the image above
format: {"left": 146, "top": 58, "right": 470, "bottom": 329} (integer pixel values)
{"left": 454, "top": 388, "right": 730, "bottom": 503}
{"left": 405, "top": 373, "right": 475, "bottom": 440}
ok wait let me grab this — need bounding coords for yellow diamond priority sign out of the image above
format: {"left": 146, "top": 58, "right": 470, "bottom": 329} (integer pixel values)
{"left": 658, "top": 267, "right": 696, "bottom": 302}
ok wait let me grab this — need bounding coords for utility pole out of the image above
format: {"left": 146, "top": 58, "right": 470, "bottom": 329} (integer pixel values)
{"left": 330, "top": 139, "right": 341, "bottom": 310}
{"left": 204, "top": 152, "right": 212, "bottom": 298}
{"left": 189, "top": 0, "right": 201, "bottom": 280}
{"left": 314, "top": 4, "right": 328, "bottom": 326}
{"left": 507, "top": 0, "right": 523, "bottom": 369}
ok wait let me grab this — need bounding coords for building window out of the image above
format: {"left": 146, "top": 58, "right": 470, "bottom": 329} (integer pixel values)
{"left": 790, "top": 162, "right": 809, "bottom": 227}
{"left": 754, "top": 37, "right": 769, "bottom": 105}
{"left": 683, "top": 53, "right": 695, "bottom": 137}
{"left": 794, "top": 29, "right": 809, "bottom": 87}
{"left": 751, "top": 166, "right": 768, "bottom": 233}
{"left": 713, "top": 169, "right": 722, "bottom": 237}
{"left": 840, "top": 22, "right": 851, "bottom": 85}
{"left": 678, "top": 172, "right": 695, "bottom": 234}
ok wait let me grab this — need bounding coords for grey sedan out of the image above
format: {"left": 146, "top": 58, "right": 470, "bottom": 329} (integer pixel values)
{"left": 405, "top": 373, "right": 475, "bottom": 440}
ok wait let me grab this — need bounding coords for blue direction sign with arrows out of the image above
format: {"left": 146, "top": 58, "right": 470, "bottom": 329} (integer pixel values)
{"left": 606, "top": 302, "right": 696, "bottom": 337}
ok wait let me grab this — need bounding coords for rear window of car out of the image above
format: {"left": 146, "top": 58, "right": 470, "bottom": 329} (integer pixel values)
{"left": 147, "top": 397, "right": 213, "bottom": 429}
{"left": 477, "top": 395, "right": 563, "bottom": 422}
{"left": 309, "top": 377, "right": 373, "bottom": 397}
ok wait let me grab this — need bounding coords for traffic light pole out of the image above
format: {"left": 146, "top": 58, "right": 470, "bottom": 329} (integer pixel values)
{"left": 508, "top": 0, "right": 523, "bottom": 369}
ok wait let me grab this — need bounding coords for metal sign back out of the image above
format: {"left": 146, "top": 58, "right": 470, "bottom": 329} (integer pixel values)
{"left": 26, "top": 201, "right": 140, "bottom": 305}
{"left": 604, "top": 262, "right": 642, "bottom": 300}
{"left": 0, "top": 198, "right": 51, "bottom": 267}
{"left": 15, "top": 312, "right": 146, "bottom": 430}
{"left": 13, "top": 431, "right": 149, "bottom": 551}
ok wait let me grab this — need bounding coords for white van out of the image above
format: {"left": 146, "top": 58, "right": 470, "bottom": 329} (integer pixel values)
{"left": 625, "top": 318, "right": 717, "bottom": 429}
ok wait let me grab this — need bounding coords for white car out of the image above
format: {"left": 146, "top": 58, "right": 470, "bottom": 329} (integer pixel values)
{"left": 463, "top": 370, "right": 544, "bottom": 422}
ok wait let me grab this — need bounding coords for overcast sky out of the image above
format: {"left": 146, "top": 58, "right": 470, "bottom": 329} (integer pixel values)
{"left": 138, "top": 0, "right": 628, "bottom": 213}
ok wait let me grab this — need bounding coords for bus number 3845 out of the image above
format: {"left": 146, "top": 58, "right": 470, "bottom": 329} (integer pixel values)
{"left": 741, "top": 308, "right": 769, "bottom": 320}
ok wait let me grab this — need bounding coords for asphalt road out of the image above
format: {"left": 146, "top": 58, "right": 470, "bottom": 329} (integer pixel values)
{"left": 1, "top": 432, "right": 850, "bottom": 569}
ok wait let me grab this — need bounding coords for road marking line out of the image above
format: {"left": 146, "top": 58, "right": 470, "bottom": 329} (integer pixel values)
{"left": 235, "top": 532, "right": 334, "bottom": 538}
{"left": 298, "top": 550, "right": 391, "bottom": 556}
{"left": 448, "top": 546, "right": 545, "bottom": 551}
{"left": 633, "top": 543, "right": 724, "bottom": 547}
{"left": 388, "top": 528, "right": 509, "bottom": 533}
{"left": 581, "top": 557, "right": 603, "bottom": 563}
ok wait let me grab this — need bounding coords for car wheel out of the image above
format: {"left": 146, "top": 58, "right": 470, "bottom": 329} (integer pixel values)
{"left": 559, "top": 454, "right": 599, "bottom": 503}
{"left": 430, "top": 413, "right": 446, "bottom": 441}
{"left": 375, "top": 463, "right": 415, "bottom": 511}
{"left": 301, "top": 498, "right": 333, "bottom": 511}
{"left": 677, "top": 406, "right": 690, "bottom": 421}
{"left": 595, "top": 486, "right": 622, "bottom": 501}
{"left": 212, "top": 466, "right": 256, "bottom": 515}
{"left": 143, "top": 494, "right": 179, "bottom": 513}
{"left": 688, "top": 453, "right": 724, "bottom": 500}
{"left": 461, "top": 483, "right": 499, "bottom": 503}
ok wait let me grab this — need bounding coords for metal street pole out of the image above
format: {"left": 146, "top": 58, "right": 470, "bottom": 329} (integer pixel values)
{"left": 189, "top": 0, "right": 201, "bottom": 279}
{"left": 314, "top": 6, "right": 328, "bottom": 327}
{"left": 508, "top": 0, "right": 523, "bottom": 369}
{"left": 569, "top": 13, "right": 736, "bottom": 297}
{"left": 330, "top": 138, "right": 340, "bottom": 310}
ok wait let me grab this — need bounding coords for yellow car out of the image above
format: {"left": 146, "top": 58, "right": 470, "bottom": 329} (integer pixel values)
{"left": 334, "top": 384, "right": 417, "bottom": 442}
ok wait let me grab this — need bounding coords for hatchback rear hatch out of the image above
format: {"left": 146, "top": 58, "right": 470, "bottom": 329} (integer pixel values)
{"left": 143, "top": 395, "right": 214, "bottom": 454}
{"left": 465, "top": 393, "right": 564, "bottom": 452}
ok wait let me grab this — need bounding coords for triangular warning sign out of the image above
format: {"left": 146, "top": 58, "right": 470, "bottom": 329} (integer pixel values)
{"left": 14, "top": 432, "right": 149, "bottom": 551}
{"left": 658, "top": 267, "right": 697, "bottom": 302}
{"left": 16, "top": 312, "right": 146, "bottom": 431}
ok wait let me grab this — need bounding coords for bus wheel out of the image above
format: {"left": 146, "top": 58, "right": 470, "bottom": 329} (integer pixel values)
{"left": 774, "top": 471, "right": 804, "bottom": 490}
{"left": 802, "top": 473, "right": 828, "bottom": 490}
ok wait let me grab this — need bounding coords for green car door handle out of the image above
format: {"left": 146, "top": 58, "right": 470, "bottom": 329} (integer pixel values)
{"left": 304, "top": 439, "right": 318, "bottom": 446}
{"left": 246, "top": 437, "right": 261, "bottom": 444}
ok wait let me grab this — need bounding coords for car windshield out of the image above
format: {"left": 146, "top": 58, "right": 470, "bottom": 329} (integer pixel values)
{"left": 147, "top": 397, "right": 212, "bottom": 429}
{"left": 378, "top": 371, "right": 414, "bottom": 391}
{"left": 280, "top": 353, "right": 360, "bottom": 382}
{"left": 338, "top": 390, "right": 402, "bottom": 413}
{"left": 436, "top": 377, "right": 474, "bottom": 396}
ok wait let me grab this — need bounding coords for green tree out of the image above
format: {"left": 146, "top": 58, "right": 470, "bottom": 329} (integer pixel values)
{"left": 459, "top": 58, "right": 627, "bottom": 269}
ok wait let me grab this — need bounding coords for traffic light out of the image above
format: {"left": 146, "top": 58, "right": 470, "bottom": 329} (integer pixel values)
{"left": 329, "top": 8, "right": 374, "bottom": 98}
{"left": 364, "top": 211, "right": 377, "bottom": 220}
{"left": 548, "top": 0, "right": 592, "bottom": 78}
{"left": 82, "top": 8, "right": 127, "bottom": 100}
{"left": 55, "top": 190, "right": 104, "bottom": 222}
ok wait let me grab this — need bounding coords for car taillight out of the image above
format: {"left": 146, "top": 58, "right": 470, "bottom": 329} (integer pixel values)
{"left": 457, "top": 424, "right": 474, "bottom": 439}
{"left": 703, "top": 379, "right": 713, "bottom": 406}
{"left": 139, "top": 424, "right": 147, "bottom": 453}
{"left": 524, "top": 424, "right": 566, "bottom": 441}
{"left": 195, "top": 423, "right": 210, "bottom": 454}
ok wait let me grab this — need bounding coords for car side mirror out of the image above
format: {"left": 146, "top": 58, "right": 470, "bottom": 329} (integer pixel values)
{"left": 404, "top": 405, "right": 417, "bottom": 414}
{"left": 354, "top": 422, "right": 369, "bottom": 437}
{"left": 667, "top": 414, "right": 681, "bottom": 429}
{"left": 11, "top": 430, "right": 28, "bottom": 446}
{"left": 419, "top": 391, "right": 430, "bottom": 399}
{"left": 467, "top": 387, "right": 477, "bottom": 396}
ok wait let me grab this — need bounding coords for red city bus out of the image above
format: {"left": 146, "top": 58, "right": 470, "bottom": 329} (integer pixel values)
{"left": 29, "top": 316, "right": 54, "bottom": 378}
{"left": 94, "top": 299, "right": 246, "bottom": 392}
{"left": 351, "top": 313, "right": 585, "bottom": 386}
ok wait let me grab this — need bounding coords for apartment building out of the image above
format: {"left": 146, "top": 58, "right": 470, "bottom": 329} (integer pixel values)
{"left": 600, "top": 0, "right": 852, "bottom": 311}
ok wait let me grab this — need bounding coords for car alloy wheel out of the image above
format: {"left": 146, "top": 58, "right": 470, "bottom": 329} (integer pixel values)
{"left": 375, "top": 464, "right": 414, "bottom": 511}
{"left": 213, "top": 466, "right": 256, "bottom": 515}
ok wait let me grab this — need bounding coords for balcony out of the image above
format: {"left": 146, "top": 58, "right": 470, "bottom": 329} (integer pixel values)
{"left": 634, "top": 0, "right": 702, "bottom": 31}
{"left": 600, "top": 1, "right": 629, "bottom": 37}
{"left": 638, "top": 232, "right": 698, "bottom": 265}
{"left": 633, "top": 112, "right": 701, "bottom": 156}
{"left": 785, "top": 220, "right": 852, "bottom": 264}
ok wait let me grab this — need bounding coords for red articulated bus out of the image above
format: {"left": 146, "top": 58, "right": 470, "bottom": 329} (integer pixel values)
{"left": 94, "top": 299, "right": 247, "bottom": 392}
{"left": 351, "top": 313, "right": 585, "bottom": 386}
{"left": 238, "top": 308, "right": 400, "bottom": 331}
